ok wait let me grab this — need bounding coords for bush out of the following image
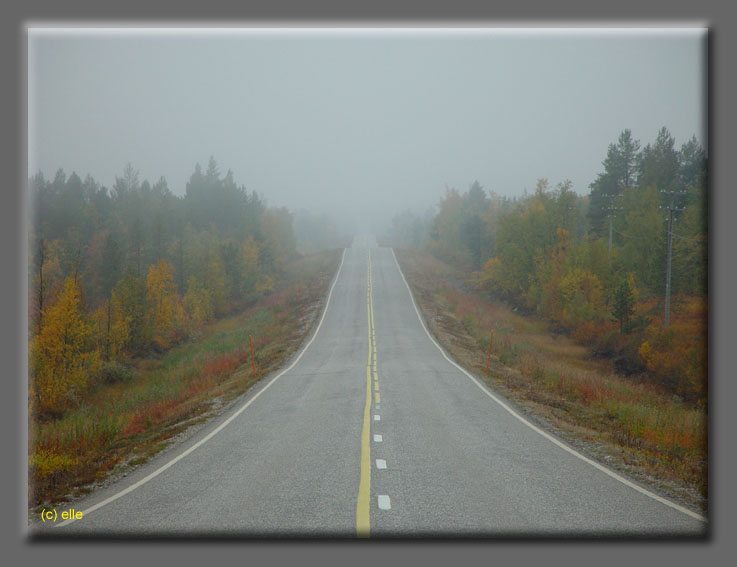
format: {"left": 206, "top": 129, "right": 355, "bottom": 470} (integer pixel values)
{"left": 592, "top": 329, "right": 619, "bottom": 358}
{"left": 30, "top": 450, "right": 79, "bottom": 479}
{"left": 97, "top": 361, "right": 136, "bottom": 385}
{"left": 613, "top": 355, "right": 646, "bottom": 376}
{"left": 571, "top": 319, "right": 605, "bottom": 346}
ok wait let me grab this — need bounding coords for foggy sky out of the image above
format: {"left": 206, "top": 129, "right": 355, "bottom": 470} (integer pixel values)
{"left": 27, "top": 28, "right": 706, "bottom": 233}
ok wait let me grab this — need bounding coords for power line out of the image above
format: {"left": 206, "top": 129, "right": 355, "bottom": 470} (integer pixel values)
{"left": 671, "top": 231, "right": 705, "bottom": 244}
{"left": 613, "top": 228, "right": 650, "bottom": 241}
{"left": 613, "top": 225, "right": 704, "bottom": 244}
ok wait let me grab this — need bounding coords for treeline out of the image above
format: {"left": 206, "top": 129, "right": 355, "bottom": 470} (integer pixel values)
{"left": 390, "top": 127, "right": 707, "bottom": 402}
{"left": 28, "top": 157, "right": 344, "bottom": 419}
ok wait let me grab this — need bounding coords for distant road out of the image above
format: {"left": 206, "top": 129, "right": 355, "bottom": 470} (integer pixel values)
{"left": 38, "top": 235, "right": 706, "bottom": 537}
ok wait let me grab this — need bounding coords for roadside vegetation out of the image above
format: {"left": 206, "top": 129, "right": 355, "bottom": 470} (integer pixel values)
{"left": 29, "top": 249, "right": 339, "bottom": 510}
{"left": 27, "top": 157, "right": 346, "bottom": 509}
{"left": 396, "top": 248, "right": 706, "bottom": 513}
{"left": 389, "top": 126, "right": 707, "bottom": 513}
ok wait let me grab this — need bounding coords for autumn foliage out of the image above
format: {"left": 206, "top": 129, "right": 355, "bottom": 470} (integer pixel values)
{"left": 27, "top": 158, "right": 336, "bottom": 424}
{"left": 390, "top": 127, "right": 707, "bottom": 404}
{"left": 638, "top": 297, "right": 707, "bottom": 399}
{"left": 146, "top": 259, "right": 182, "bottom": 349}
{"left": 30, "top": 276, "right": 101, "bottom": 417}
{"left": 27, "top": 156, "right": 344, "bottom": 504}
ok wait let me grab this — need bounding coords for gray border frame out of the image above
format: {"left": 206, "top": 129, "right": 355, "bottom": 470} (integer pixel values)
{"left": 4, "top": 0, "right": 733, "bottom": 565}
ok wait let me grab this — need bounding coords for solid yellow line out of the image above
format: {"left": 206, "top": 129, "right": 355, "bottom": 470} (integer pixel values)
{"left": 357, "top": 248, "right": 373, "bottom": 538}
{"left": 356, "top": 364, "right": 372, "bottom": 537}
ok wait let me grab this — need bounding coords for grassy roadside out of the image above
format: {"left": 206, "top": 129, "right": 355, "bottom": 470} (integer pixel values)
{"left": 29, "top": 249, "right": 342, "bottom": 516}
{"left": 394, "top": 247, "right": 707, "bottom": 515}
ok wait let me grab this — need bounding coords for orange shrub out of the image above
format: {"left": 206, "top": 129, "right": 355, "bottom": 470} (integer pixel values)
{"left": 638, "top": 296, "right": 707, "bottom": 400}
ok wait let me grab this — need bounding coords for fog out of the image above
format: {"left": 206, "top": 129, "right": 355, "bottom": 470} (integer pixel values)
{"left": 28, "top": 28, "right": 706, "bottom": 235}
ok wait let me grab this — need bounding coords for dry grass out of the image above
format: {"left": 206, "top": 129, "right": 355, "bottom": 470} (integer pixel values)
{"left": 395, "top": 247, "right": 707, "bottom": 514}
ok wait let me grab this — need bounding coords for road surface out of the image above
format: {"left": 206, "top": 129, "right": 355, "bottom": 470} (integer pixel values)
{"left": 35, "top": 236, "right": 707, "bottom": 537}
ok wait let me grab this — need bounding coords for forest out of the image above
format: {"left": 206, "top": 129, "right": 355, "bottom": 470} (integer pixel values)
{"left": 389, "top": 127, "right": 708, "bottom": 404}
{"left": 28, "top": 157, "right": 345, "bottom": 420}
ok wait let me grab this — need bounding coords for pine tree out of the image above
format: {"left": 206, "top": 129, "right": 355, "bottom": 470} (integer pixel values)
{"left": 638, "top": 126, "right": 681, "bottom": 195}
{"left": 588, "top": 130, "right": 641, "bottom": 238}
{"left": 612, "top": 276, "right": 635, "bottom": 333}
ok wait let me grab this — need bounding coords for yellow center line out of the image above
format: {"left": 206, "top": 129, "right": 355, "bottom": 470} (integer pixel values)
{"left": 356, "top": 364, "right": 372, "bottom": 537}
{"left": 356, "top": 249, "right": 374, "bottom": 538}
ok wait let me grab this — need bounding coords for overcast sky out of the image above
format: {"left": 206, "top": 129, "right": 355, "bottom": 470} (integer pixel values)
{"left": 28, "top": 28, "right": 706, "bottom": 232}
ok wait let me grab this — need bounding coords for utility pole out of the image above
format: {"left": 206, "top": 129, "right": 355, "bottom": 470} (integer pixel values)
{"left": 660, "top": 189, "right": 686, "bottom": 328}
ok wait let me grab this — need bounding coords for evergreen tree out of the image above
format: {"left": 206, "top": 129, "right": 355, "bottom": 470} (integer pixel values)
{"left": 614, "top": 129, "right": 640, "bottom": 189}
{"left": 638, "top": 126, "right": 680, "bottom": 194}
{"left": 588, "top": 130, "right": 641, "bottom": 238}
{"left": 612, "top": 276, "right": 635, "bottom": 333}
{"left": 679, "top": 135, "right": 707, "bottom": 208}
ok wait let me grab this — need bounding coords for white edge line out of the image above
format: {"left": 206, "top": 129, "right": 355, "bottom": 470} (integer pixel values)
{"left": 390, "top": 248, "right": 706, "bottom": 523}
{"left": 56, "top": 248, "right": 348, "bottom": 528}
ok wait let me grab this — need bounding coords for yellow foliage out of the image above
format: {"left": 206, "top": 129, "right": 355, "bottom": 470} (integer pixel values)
{"left": 30, "top": 276, "right": 101, "bottom": 415}
{"left": 476, "top": 257, "right": 507, "bottom": 295}
{"left": 146, "top": 260, "right": 179, "bottom": 349}
{"left": 638, "top": 320, "right": 706, "bottom": 399}
{"left": 184, "top": 276, "right": 213, "bottom": 330}
{"left": 92, "top": 292, "right": 131, "bottom": 361}
{"left": 108, "top": 292, "right": 132, "bottom": 360}
{"left": 626, "top": 272, "right": 639, "bottom": 303}
{"left": 255, "top": 273, "right": 275, "bottom": 295}
{"left": 259, "top": 207, "right": 296, "bottom": 273}
{"left": 205, "top": 252, "right": 228, "bottom": 315}
{"left": 526, "top": 198, "right": 546, "bottom": 217}
{"left": 483, "top": 257, "right": 501, "bottom": 272}
{"left": 558, "top": 267, "right": 604, "bottom": 321}
{"left": 29, "top": 450, "right": 79, "bottom": 480}
{"left": 240, "top": 235, "right": 262, "bottom": 294}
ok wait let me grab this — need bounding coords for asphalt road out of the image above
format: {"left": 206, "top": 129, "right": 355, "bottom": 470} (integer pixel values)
{"left": 36, "top": 236, "right": 707, "bottom": 538}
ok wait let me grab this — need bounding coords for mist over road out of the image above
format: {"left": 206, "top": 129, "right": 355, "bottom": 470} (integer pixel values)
{"left": 40, "top": 235, "right": 706, "bottom": 537}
